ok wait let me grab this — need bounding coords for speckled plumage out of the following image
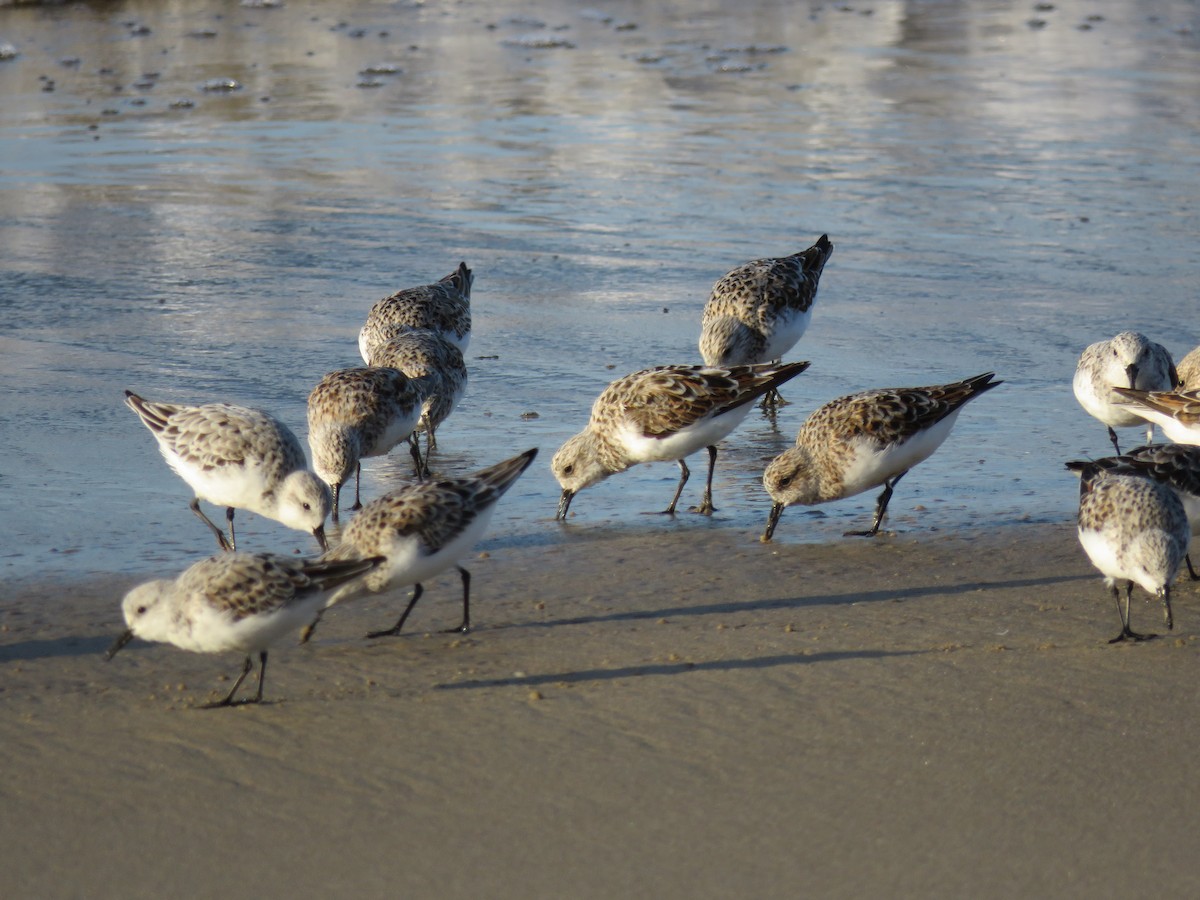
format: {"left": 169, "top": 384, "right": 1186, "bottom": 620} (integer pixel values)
{"left": 303, "top": 448, "right": 537, "bottom": 641}
{"left": 1110, "top": 387, "right": 1200, "bottom": 446}
{"left": 1176, "top": 345, "right": 1200, "bottom": 391}
{"left": 552, "top": 362, "right": 811, "bottom": 519}
{"left": 1073, "top": 331, "right": 1177, "bottom": 454}
{"left": 1074, "top": 466, "right": 1188, "bottom": 642}
{"left": 124, "top": 390, "right": 332, "bottom": 552}
{"left": 307, "top": 367, "right": 425, "bottom": 517}
{"left": 699, "top": 234, "right": 833, "bottom": 368}
{"left": 761, "top": 373, "right": 1001, "bottom": 541}
{"left": 358, "top": 262, "right": 472, "bottom": 364}
{"left": 368, "top": 330, "right": 468, "bottom": 463}
{"left": 105, "top": 552, "right": 382, "bottom": 706}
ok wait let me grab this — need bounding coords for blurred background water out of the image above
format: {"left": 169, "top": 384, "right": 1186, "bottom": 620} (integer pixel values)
{"left": 1, "top": 0, "right": 1198, "bottom": 586}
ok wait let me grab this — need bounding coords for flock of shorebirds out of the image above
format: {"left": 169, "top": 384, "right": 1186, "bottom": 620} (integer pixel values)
{"left": 102, "top": 234, "right": 1200, "bottom": 707}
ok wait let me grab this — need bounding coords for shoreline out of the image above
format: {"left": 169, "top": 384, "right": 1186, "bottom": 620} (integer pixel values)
{"left": 5, "top": 519, "right": 1200, "bottom": 897}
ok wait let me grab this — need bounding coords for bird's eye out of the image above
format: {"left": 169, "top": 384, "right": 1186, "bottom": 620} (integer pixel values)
{"left": 136, "top": 605, "right": 147, "bottom": 615}
{"left": 562, "top": 464, "right": 574, "bottom": 476}
{"left": 302, "top": 502, "right": 312, "bottom": 511}
{"left": 779, "top": 476, "right": 792, "bottom": 487}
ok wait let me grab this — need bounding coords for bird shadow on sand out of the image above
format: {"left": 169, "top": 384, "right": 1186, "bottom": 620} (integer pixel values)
{"left": 434, "top": 648, "right": 923, "bottom": 691}
{"left": 505, "top": 572, "right": 1090, "bottom": 631}
{"left": 0, "top": 634, "right": 117, "bottom": 662}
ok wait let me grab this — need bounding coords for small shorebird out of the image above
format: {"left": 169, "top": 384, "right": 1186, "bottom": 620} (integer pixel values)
{"left": 1067, "top": 442, "right": 1200, "bottom": 579}
{"left": 1072, "top": 463, "right": 1188, "bottom": 643}
{"left": 761, "top": 373, "right": 1001, "bottom": 541}
{"left": 1176, "top": 344, "right": 1200, "bottom": 391}
{"left": 301, "top": 448, "right": 537, "bottom": 643}
{"left": 699, "top": 234, "right": 832, "bottom": 405}
{"left": 1110, "top": 386, "right": 1200, "bottom": 446}
{"left": 358, "top": 261, "right": 472, "bottom": 364}
{"left": 368, "top": 330, "right": 468, "bottom": 467}
{"left": 307, "top": 367, "right": 425, "bottom": 519}
{"left": 105, "top": 552, "right": 383, "bottom": 707}
{"left": 552, "top": 362, "right": 811, "bottom": 519}
{"left": 1072, "top": 331, "right": 1176, "bottom": 454}
{"left": 125, "top": 391, "right": 332, "bottom": 552}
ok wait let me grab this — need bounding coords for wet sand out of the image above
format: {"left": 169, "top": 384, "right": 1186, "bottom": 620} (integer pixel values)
{"left": 5, "top": 520, "right": 1200, "bottom": 898}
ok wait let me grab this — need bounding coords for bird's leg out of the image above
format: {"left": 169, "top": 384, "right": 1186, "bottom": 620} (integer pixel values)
{"left": 1186, "top": 553, "right": 1199, "bottom": 581}
{"left": 689, "top": 446, "right": 719, "bottom": 515}
{"left": 202, "top": 655, "right": 254, "bottom": 708}
{"left": 225, "top": 507, "right": 237, "bottom": 551}
{"left": 330, "top": 482, "right": 342, "bottom": 523}
{"left": 1106, "top": 426, "right": 1122, "bottom": 456}
{"left": 845, "top": 470, "right": 908, "bottom": 537}
{"left": 661, "top": 459, "right": 690, "bottom": 515}
{"left": 1160, "top": 585, "right": 1174, "bottom": 631}
{"left": 190, "top": 498, "right": 233, "bottom": 552}
{"left": 299, "top": 609, "right": 325, "bottom": 645}
{"left": 440, "top": 566, "right": 471, "bottom": 634}
{"left": 367, "top": 584, "right": 425, "bottom": 639}
{"left": 1109, "top": 581, "right": 1154, "bottom": 643}
{"left": 351, "top": 461, "right": 363, "bottom": 511}
{"left": 408, "top": 434, "right": 425, "bottom": 480}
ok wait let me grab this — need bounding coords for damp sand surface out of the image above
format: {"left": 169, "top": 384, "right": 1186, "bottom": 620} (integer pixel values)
{"left": 5, "top": 522, "right": 1200, "bottom": 898}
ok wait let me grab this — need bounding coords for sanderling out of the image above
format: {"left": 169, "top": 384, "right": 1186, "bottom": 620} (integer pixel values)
{"left": 307, "top": 367, "right": 425, "bottom": 519}
{"left": 105, "top": 552, "right": 383, "bottom": 707}
{"left": 552, "top": 362, "right": 811, "bottom": 519}
{"left": 761, "top": 372, "right": 1001, "bottom": 541}
{"left": 1073, "top": 464, "right": 1188, "bottom": 643}
{"left": 699, "top": 234, "right": 832, "bottom": 405}
{"left": 125, "top": 391, "right": 332, "bottom": 552}
{"left": 1067, "top": 442, "right": 1200, "bottom": 579}
{"left": 301, "top": 448, "right": 537, "bottom": 643}
{"left": 368, "top": 329, "right": 468, "bottom": 465}
{"left": 358, "top": 261, "right": 472, "bottom": 364}
{"left": 1072, "top": 331, "right": 1177, "bottom": 454}
{"left": 1111, "top": 387, "right": 1200, "bottom": 446}
{"left": 1176, "top": 345, "right": 1200, "bottom": 391}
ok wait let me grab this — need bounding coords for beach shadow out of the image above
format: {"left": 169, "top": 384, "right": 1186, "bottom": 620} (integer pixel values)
{"left": 511, "top": 573, "right": 1089, "bottom": 630}
{"left": 434, "top": 648, "right": 922, "bottom": 691}
{"left": 0, "top": 634, "right": 118, "bottom": 662}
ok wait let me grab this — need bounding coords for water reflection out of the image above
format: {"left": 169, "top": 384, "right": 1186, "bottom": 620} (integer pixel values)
{"left": 1, "top": 0, "right": 1198, "bottom": 584}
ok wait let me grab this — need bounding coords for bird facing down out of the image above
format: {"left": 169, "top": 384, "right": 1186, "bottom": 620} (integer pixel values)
{"left": 1072, "top": 331, "right": 1177, "bottom": 454}
{"left": 358, "top": 261, "right": 473, "bottom": 364}
{"left": 105, "top": 552, "right": 383, "bottom": 707}
{"left": 1110, "top": 387, "right": 1200, "bottom": 447}
{"left": 124, "top": 391, "right": 332, "bottom": 552}
{"left": 552, "top": 362, "right": 812, "bottom": 520}
{"left": 306, "top": 366, "right": 425, "bottom": 519}
{"left": 368, "top": 329, "right": 469, "bottom": 467}
{"left": 699, "top": 234, "right": 834, "bottom": 369}
{"left": 762, "top": 372, "right": 1002, "bottom": 541}
{"left": 1067, "top": 442, "right": 1200, "bottom": 579}
{"left": 1072, "top": 463, "right": 1189, "bottom": 643}
{"left": 301, "top": 448, "right": 538, "bottom": 643}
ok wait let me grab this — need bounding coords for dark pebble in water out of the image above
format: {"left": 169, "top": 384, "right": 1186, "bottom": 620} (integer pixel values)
{"left": 1027, "top": 18, "right": 1047, "bottom": 28}
{"left": 356, "top": 79, "right": 383, "bottom": 88}
{"left": 170, "top": 98, "right": 196, "bottom": 109}
{"left": 360, "top": 63, "right": 401, "bottom": 75}
{"left": 187, "top": 30, "right": 219, "bottom": 39}
{"left": 201, "top": 78, "right": 242, "bottom": 91}
{"left": 614, "top": 22, "right": 638, "bottom": 31}
{"left": 0, "top": 44, "right": 19, "bottom": 61}
{"left": 520, "top": 412, "right": 540, "bottom": 420}
{"left": 59, "top": 57, "right": 81, "bottom": 67}
{"left": 128, "top": 24, "right": 152, "bottom": 36}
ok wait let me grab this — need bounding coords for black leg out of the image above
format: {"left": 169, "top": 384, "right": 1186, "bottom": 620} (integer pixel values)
{"left": 225, "top": 506, "right": 237, "bottom": 551}
{"left": 202, "top": 655, "right": 254, "bottom": 708}
{"left": 1109, "top": 581, "right": 1155, "bottom": 643}
{"left": 1186, "top": 553, "right": 1198, "bottom": 581}
{"left": 367, "top": 583, "right": 425, "bottom": 639}
{"left": 1107, "top": 426, "right": 1122, "bottom": 456}
{"left": 441, "top": 566, "right": 471, "bottom": 634}
{"left": 190, "top": 498, "right": 233, "bottom": 552}
{"left": 351, "top": 461, "right": 363, "bottom": 511}
{"left": 331, "top": 481, "right": 342, "bottom": 523}
{"left": 299, "top": 609, "right": 324, "bottom": 644}
{"left": 408, "top": 434, "right": 425, "bottom": 480}
{"left": 661, "top": 459, "right": 690, "bottom": 515}
{"left": 253, "top": 651, "right": 267, "bottom": 702}
{"left": 689, "top": 446, "right": 719, "bottom": 515}
{"left": 845, "top": 470, "right": 908, "bottom": 537}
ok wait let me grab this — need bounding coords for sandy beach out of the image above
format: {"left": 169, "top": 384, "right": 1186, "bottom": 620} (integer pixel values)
{"left": 5, "top": 520, "right": 1200, "bottom": 898}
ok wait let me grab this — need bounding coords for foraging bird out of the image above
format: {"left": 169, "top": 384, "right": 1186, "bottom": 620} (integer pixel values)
{"left": 106, "top": 552, "right": 383, "bottom": 707}
{"left": 125, "top": 391, "right": 332, "bottom": 552}
{"left": 301, "top": 448, "right": 538, "bottom": 643}
{"left": 358, "top": 261, "right": 472, "bottom": 364}
{"left": 762, "top": 373, "right": 1001, "bottom": 541}
{"left": 1072, "top": 331, "right": 1176, "bottom": 454}
{"left": 306, "top": 366, "right": 425, "bottom": 518}
{"left": 1072, "top": 463, "right": 1188, "bottom": 643}
{"left": 552, "top": 362, "right": 811, "bottom": 520}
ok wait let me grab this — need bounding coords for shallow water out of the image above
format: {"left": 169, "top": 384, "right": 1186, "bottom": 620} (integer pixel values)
{"left": 1, "top": 0, "right": 1198, "bottom": 586}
